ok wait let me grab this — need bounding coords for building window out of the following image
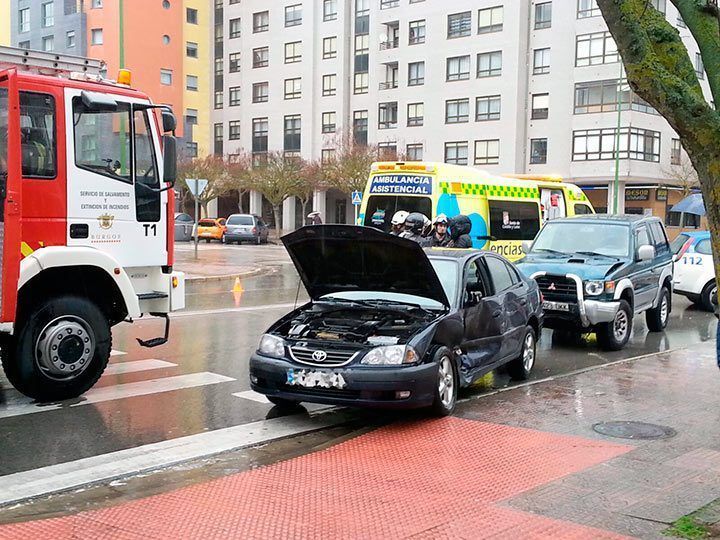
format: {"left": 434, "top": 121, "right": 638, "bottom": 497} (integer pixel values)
{"left": 285, "top": 41, "right": 302, "bottom": 63}
{"left": 66, "top": 31, "right": 76, "bottom": 48}
{"left": 322, "top": 111, "right": 337, "bottom": 133}
{"left": 530, "top": 49, "right": 550, "bottom": 76}
{"left": 284, "top": 78, "right": 302, "bottom": 100}
{"left": 186, "top": 7, "right": 198, "bottom": 24}
{"left": 324, "top": 0, "right": 337, "bottom": 21}
{"left": 475, "top": 139, "right": 500, "bottom": 165}
{"left": 253, "top": 47, "right": 269, "bottom": 68}
{"left": 354, "top": 72, "right": 369, "bottom": 94}
{"left": 671, "top": 138, "right": 681, "bottom": 165}
{"left": 576, "top": 31, "right": 618, "bottom": 66}
{"left": 447, "top": 55, "right": 470, "bottom": 81}
{"left": 42, "top": 36, "right": 54, "bottom": 52}
{"left": 160, "top": 69, "right": 172, "bottom": 85}
{"left": 186, "top": 109, "right": 198, "bottom": 126}
{"left": 229, "top": 120, "right": 241, "bottom": 141}
{"left": 252, "top": 82, "right": 269, "bottom": 103}
{"left": 530, "top": 139, "right": 547, "bottom": 164}
{"left": 577, "top": 0, "right": 600, "bottom": 18}
{"left": 229, "top": 18, "right": 241, "bottom": 39}
{"left": 91, "top": 28, "right": 103, "bottom": 45}
{"left": 284, "top": 114, "right": 301, "bottom": 152}
{"left": 214, "top": 123, "right": 223, "bottom": 156}
{"left": 531, "top": 93, "right": 549, "bottom": 119}
{"left": 42, "top": 2, "right": 54, "bottom": 27}
{"left": 407, "top": 102, "right": 424, "bottom": 126}
{"left": 323, "top": 37, "right": 337, "bottom": 59}
{"left": 381, "top": 0, "right": 399, "bottom": 8}
{"left": 408, "top": 61, "right": 425, "bottom": 86}
{"left": 229, "top": 86, "right": 241, "bottom": 107}
{"left": 18, "top": 41, "right": 30, "bottom": 49}
{"left": 651, "top": 0, "right": 666, "bottom": 13}
{"left": 18, "top": 8, "right": 29, "bottom": 33}
{"left": 353, "top": 110, "right": 368, "bottom": 145}
{"left": 378, "top": 142, "right": 397, "bottom": 159}
{"left": 477, "top": 51, "right": 502, "bottom": 78}
{"left": 445, "top": 142, "right": 469, "bottom": 165}
{"left": 406, "top": 143, "right": 423, "bottom": 161}
{"left": 252, "top": 118, "right": 268, "bottom": 153}
{"left": 378, "top": 102, "right": 398, "bottom": 129}
{"left": 448, "top": 11, "right": 471, "bottom": 38}
{"left": 186, "top": 75, "right": 198, "bottom": 91}
{"left": 186, "top": 142, "right": 198, "bottom": 158}
{"left": 535, "top": 2, "right": 552, "bottom": 29}
{"left": 574, "top": 79, "right": 657, "bottom": 115}
{"left": 476, "top": 95, "right": 501, "bottom": 121}
{"left": 321, "top": 149, "right": 335, "bottom": 163}
{"left": 186, "top": 42, "right": 198, "bottom": 58}
{"left": 409, "top": 20, "right": 426, "bottom": 45}
{"left": 215, "top": 58, "right": 223, "bottom": 76}
{"left": 92, "top": 0, "right": 103, "bottom": 8}
{"left": 215, "top": 91, "right": 223, "bottom": 109}
{"left": 229, "top": 52, "right": 241, "bottom": 73}
{"left": 695, "top": 52, "right": 704, "bottom": 79}
{"left": 446, "top": 98, "right": 470, "bottom": 123}
{"left": 285, "top": 4, "right": 302, "bottom": 27}
{"left": 478, "top": 6, "right": 503, "bottom": 34}
{"left": 572, "top": 127, "right": 661, "bottom": 162}
{"left": 253, "top": 11, "right": 269, "bottom": 33}
{"left": 322, "top": 74, "right": 337, "bottom": 96}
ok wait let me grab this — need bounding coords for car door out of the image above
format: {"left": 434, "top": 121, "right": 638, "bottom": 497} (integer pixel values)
{"left": 483, "top": 255, "right": 525, "bottom": 359}
{"left": 632, "top": 225, "right": 657, "bottom": 310}
{"left": 459, "top": 257, "right": 507, "bottom": 381}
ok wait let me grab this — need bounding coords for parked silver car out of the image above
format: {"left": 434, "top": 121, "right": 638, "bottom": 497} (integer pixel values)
{"left": 224, "top": 214, "right": 269, "bottom": 244}
{"left": 174, "top": 212, "right": 194, "bottom": 242}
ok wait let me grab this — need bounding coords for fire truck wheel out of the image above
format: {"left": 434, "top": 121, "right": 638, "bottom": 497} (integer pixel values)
{"left": 3, "top": 296, "right": 111, "bottom": 402}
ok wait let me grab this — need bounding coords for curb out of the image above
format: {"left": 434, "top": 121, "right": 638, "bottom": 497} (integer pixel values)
{"left": 184, "top": 266, "right": 268, "bottom": 284}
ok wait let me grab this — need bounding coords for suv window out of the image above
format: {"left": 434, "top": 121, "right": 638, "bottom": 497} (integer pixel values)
{"left": 648, "top": 221, "right": 669, "bottom": 255}
{"left": 484, "top": 256, "right": 514, "bottom": 293}
{"left": 696, "top": 238, "right": 712, "bottom": 255}
{"left": 635, "top": 226, "right": 652, "bottom": 249}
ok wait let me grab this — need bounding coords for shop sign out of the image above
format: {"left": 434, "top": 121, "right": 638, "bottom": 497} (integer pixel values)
{"left": 625, "top": 188, "right": 650, "bottom": 201}
{"left": 656, "top": 188, "right": 668, "bottom": 201}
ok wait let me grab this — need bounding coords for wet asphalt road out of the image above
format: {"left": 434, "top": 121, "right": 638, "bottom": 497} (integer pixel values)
{"left": 0, "top": 241, "right": 716, "bottom": 480}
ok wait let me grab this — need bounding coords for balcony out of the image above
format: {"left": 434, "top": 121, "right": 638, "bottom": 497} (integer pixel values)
{"left": 380, "top": 37, "right": 399, "bottom": 50}
{"left": 379, "top": 80, "right": 398, "bottom": 90}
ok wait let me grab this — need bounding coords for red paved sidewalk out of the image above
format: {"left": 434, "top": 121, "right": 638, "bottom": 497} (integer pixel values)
{"left": 0, "top": 418, "right": 631, "bottom": 539}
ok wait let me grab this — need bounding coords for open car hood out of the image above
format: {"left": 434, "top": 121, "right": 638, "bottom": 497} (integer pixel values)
{"left": 281, "top": 225, "right": 450, "bottom": 308}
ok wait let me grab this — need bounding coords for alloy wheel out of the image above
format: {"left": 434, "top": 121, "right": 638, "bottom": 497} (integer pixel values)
{"left": 438, "top": 356, "right": 455, "bottom": 409}
{"left": 613, "top": 309, "right": 629, "bottom": 342}
{"left": 523, "top": 332, "right": 535, "bottom": 372}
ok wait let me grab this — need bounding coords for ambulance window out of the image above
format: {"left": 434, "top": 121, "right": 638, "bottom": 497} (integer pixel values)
{"left": 20, "top": 92, "right": 56, "bottom": 179}
{"left": 134, "top": 109, "right": 160, "bottom": 222}
{"left": 73, "top": 97, "right": 132, "bottom": 183}
{"left": 363, "top": 195, "right": 432, "bottom": 232}
{"left": 574, "top": 203, "right": 593, "bottom": 215}
{"left": 539, "top": 188, "right": 566, "bottom": 220}
{"left": 488, "top": 200, "right": 540, "bottom": 241}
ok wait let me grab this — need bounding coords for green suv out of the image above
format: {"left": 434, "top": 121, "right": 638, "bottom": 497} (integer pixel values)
{"left": 517, "top": 215, "right": 674, "bottom": 350}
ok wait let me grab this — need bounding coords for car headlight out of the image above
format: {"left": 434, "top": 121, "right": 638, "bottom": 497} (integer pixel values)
{"left": 360, "top": 345, "right": 419, "bottom": 366}
{"left": 258, "top": 334, "right": 286, "bottom": 358}
{"left": 584, "top": 281, "right": 604, "bottom": 296}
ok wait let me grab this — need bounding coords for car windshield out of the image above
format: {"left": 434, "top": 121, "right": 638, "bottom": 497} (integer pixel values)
{"left": 227, "top": 215, "right": 254, "bottom": 226}
{"left": 320, "top": 291, "right": 446, "bottom": 311}
{"left": 670, "top": 233, "right": 691, "bottom": 254}
{"left": 429, "top": 259, "right": 458, "bottom": 307}
{"left": 531, "top": 221, "right": 630, "bottom": 257}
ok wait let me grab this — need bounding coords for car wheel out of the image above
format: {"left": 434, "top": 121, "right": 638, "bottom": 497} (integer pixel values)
{"left": 687, "top": 293, "right": 701, "bottom": 306}
{"left": 430, "top": 347, "right": 457, "bottom": 417}
{"left": 508, "top": 326, "right": 537, "bottom": 380}
{"left": 701, "top": 281, "right": 717, "bottom": 312}
{"left": 267, "top": 396, "right": 300, "bottom": 408}
{"left": 2, "top": 296, "right": 111, "bottom": 402}
{"left": 597, "top": 299, "right": 632, "bottom": 351}
{"left": 646, "top": 286, "right": 670, "bottom": 332}
{"left": 204, "top": 238, "right": 211, "bottom": 243}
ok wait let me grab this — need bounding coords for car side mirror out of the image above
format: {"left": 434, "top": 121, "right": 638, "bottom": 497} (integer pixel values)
{"left": 163, "top": 135, "right": 176, "bottom": 185}
{"left": 521, "top": 240, "right": 533, "bottom": 254}
{"left": 636, "top": 244, "right": 655, "bottom": 262}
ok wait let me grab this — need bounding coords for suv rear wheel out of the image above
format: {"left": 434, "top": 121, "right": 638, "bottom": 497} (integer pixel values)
{"left": 701, "top": 281, "right": 717, "bottom": 313}
{"left": 646, "top": 286, "right": 670, "bottom": 332}
{"left": 597, "top": 299, "right": 632, "bottom": 351}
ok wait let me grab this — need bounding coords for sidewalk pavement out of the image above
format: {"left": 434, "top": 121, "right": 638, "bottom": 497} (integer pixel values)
{"left": 1, "top": 342, "right": 718, "bottom": 539}
{"left": 173, "top": 243, "right": 284, "bottom": 281}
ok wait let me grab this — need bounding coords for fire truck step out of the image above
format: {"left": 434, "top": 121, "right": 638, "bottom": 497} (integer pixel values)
{"left": 137, "top": 292, "right": 169, "bottom": 300}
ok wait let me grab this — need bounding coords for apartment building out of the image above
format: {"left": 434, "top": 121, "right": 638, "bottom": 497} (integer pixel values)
{"left": 213, "top": 0, "right": 709, "bottom": 231}
{"left": 0, "top": 0, "right": 11, "bottom": 45}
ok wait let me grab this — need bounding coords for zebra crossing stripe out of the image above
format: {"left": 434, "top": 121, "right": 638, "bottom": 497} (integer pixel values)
{"left": 103, "top": 359, "right": 177, "bottom": 376}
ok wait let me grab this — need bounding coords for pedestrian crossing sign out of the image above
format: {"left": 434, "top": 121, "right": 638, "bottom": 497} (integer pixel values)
{"left": 351, "top": 191, "right": 363, "bottom": 206}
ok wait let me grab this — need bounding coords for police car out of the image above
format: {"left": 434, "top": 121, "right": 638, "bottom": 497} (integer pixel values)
{"left": 672, "top": 231, "right": 716, "bottom": 311}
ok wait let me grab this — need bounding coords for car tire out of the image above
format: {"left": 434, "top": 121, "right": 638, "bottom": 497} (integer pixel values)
{"left": 701, "top": 281, "right": 717, "bottom": 313}
{"left": 204, "top": 238, "right": 211, "bottom": 243}
{"left": 507, "top": 326, "right": 537, "bottom": 380}
{"left": 646, "top": 286, "right": 670, "bottom": 332}
{"left": 597, "top": 299, "right": 632, "bottom": 351}
{"left": 2, "top": 296, "right": 111, "bottom": 402}
{"left": 267, "top": 396, "right": 300, "bottom": 408}
{"left": 430, "top": 347, "right": 458, "bottom": 417}
{"left": 221, "top": 235, "right": 225, "bottom": 244}
{"left": 687, "top": 293, "right": 701, "bottom": 306}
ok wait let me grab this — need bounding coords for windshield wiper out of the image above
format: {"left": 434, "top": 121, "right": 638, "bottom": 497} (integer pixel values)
{"left": 574, "top": 251, "right": 620, "bottom": 259}
{"left": 532, "top": 248, "right": 567, "bottom": 255}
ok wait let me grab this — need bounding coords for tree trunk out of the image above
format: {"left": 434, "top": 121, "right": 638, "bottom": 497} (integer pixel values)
{"left": 301, "top": 198, "right": 309, "bottom": 226}
{"left": 272, "top": 204, "right": 282, "bottom": 240}
{"left": 200, "top": 201, "right": 208, "bottom": 219}
{"left": 691, "top": 161, "right": 720, "bottom": 309}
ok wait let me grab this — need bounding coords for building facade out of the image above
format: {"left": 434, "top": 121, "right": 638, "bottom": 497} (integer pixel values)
{"left": 213, "top": 0, "right": 707, "bottom": 233}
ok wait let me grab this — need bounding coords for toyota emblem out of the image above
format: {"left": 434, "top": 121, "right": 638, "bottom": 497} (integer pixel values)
{"left": 311, "top": 350, "right": 328, "bottom": 362}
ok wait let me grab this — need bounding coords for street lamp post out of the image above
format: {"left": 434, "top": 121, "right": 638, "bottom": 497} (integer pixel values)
{"left": 613, "top": 62, "right": 625, "bottom": 214}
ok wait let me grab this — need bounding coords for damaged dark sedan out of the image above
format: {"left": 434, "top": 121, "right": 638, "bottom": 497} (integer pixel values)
{"left": 249, "top": 225, "right": 543, "bottom": 415}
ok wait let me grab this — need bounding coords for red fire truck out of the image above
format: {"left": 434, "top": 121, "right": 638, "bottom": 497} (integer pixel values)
{"left": 0, "top": 46, "right": 184, "bottom": 401}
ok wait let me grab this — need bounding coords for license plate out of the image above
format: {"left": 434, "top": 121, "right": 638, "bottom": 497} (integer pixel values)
{"left": 286, "top": 368, "right": 347, "bottom": 389}
{"left": 200, "top": 232, "right": 212, "bottom": 237}
{"left": 543, "top": 300, "right": 570, "bottom": 312}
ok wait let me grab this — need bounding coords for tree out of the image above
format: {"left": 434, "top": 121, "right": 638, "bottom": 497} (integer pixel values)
{"left": 291, "top": 160, "right": 324, "bottom": 226}
{"left": 225, "top": 152, "right": 253, "bottom": 213}
{"left": 597, "top": 0, "right": 720, "bottom": 293}
{"left": 663, "top": 153, "right": 700, "bottom": 197}
{"left": 250, "top": 152, "right": 304, "bottom": 238}
{"left": 177, "top": 154, "right": 230, "bottom": 217}
{"left": 322, "top": 133, "right": 382, "bottom": 194}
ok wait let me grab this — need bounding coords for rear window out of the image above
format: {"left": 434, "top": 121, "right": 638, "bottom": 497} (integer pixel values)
{"left": 488, "top": 200, "right": 541, "bottom": 241}
{"left": 227, "top": 215, "right": 254, "bottom": 225}
{"left": 670, "top": 233, "right": 691, "bottom": 254}
{"left": 363, "top": 195, "right": 432, "bottom": 232}
{"left": 696, "top": 239, "right": 712, "bottom": 255}
{"left": 198, "top": 219, "right": 217, "bottom": 227}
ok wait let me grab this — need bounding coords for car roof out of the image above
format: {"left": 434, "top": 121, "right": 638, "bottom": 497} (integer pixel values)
{"left": 549, "top": 213, "right": 659, "bottom": 225}
{"left": 425, "top": 248, "right": 499, "bottom": 262}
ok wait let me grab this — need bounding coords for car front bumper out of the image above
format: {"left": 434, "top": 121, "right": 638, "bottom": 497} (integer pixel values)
{"left": 249, "top": 354, "right": 438, "bottom": 409}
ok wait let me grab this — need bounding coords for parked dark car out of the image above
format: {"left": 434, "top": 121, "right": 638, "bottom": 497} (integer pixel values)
{"left": 249, "top": 225, "right": 543, "bottom": 415}
{"left": 517, "top": 214, "right": 674, "bottom": 351}
{"left": 224, "top": 214, "right": 269, "bottom": 244}
{"left": 174, "top": 212, "right": 193, "bottom": 242}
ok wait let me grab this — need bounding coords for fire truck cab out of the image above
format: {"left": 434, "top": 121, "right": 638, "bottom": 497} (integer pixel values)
{"left": 0, "top": 47, "right": 184, "bottom": 401}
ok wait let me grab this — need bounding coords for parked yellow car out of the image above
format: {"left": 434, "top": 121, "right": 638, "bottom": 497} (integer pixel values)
{"left": 196, "top": 218, "right": 227, "bottom": 243}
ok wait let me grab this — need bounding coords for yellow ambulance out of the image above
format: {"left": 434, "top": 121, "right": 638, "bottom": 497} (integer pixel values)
{"left": 358, "top": 163, "right": 593, "bottom": 260}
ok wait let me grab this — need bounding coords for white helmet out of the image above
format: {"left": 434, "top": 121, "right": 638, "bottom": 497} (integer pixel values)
{"left": 391, "top": 210, "right": 409, "bottom": 226}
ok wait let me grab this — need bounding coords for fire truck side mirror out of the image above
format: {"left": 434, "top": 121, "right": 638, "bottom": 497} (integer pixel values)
{"left": 162, "top": 110, "right": 176, "bottom": 133}
{"left": 80, "top": 90, "right": 118, "bottom": 112}
{"left": 163, "top": 135, "right": 177, "bottom": 185}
